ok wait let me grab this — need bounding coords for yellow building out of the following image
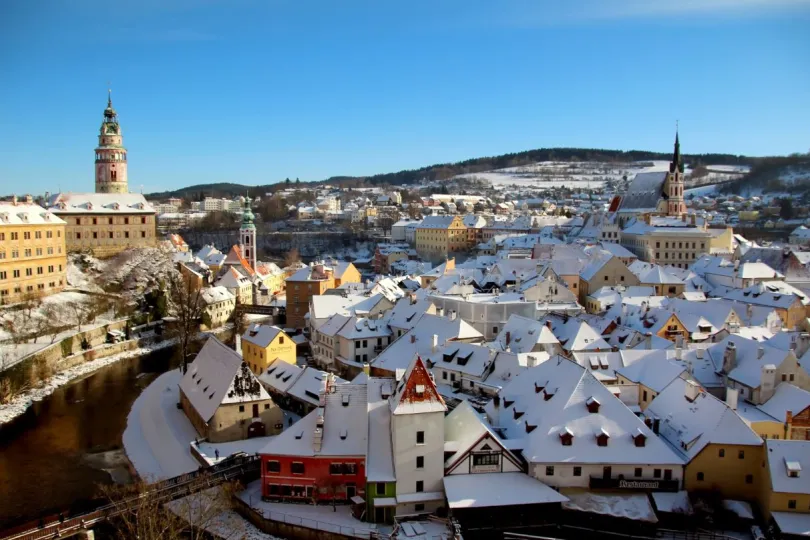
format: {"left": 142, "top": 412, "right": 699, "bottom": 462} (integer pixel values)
{"left": 758, "top": 440, "right": 810, "bottom": 537}
{"left": 645, "top": 379, "right": 764, "bottom": 501}
{"left": 415, "top": 215, "right": 468, "bottom": 261}
{"left": 0, "top": 198, "right": 67, "bottom": 303}
{"left": 242, "top": 323, "right": 297, "bottom": 374}
{"left": 578, "top": 255, "right": 640, "bottom": 304}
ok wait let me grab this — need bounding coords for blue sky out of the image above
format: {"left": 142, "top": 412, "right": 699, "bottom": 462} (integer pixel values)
{"left": 1, "top": 0, "right": 809, "bottom": 194}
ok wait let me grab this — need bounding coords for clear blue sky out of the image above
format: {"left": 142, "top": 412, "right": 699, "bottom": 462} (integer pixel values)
{"left": 1, "top": 0, "right": 808, "bottom": 195}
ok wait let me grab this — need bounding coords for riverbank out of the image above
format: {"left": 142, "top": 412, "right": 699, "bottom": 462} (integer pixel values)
{"left": 0, "top": 338, "right": 176, "bottom": 425}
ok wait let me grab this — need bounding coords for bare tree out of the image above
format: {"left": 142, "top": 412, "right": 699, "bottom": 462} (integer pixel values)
{"left": 100, "top": 478, "right": 245, "bottom": 540}
{"left": 66, "top": 300, "right": 90, "bottom": 334}
{"left": 284, "top": 247, "right": 301, "bottom": 268}
{"left": 166, "top": 269, "right": 205, "bottom": 374}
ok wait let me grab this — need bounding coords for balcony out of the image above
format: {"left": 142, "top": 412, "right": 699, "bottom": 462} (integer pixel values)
{"left": 589, "top": 476, "right": 679, "bottom": 492}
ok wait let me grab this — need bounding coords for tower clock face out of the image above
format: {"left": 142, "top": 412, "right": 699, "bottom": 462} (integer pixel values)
{"left": 106, "top": 124, "right": 118, "bottom": 134}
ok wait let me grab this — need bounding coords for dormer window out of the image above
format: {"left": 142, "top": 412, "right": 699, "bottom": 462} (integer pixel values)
{"left": 513, "top": 409, "right": 524, "bottom": 420}
{"left": 534, "top": 381, "right": 545, "bottom": 394}
{"left": 342, "top": 394, "right": 350, "bottom": 407}
{"left": 633, "top": 429, "right": 646, "bottom": 447}
{"left": 786, "top": 459, "right": 802, "bottom": 478}
{"left": 595, "top": 427, "right": 610, "bottom": 447}
{"left": 525, "top": 423, "right": 537, "bottom": 434}
{"left": 503, "top": 398, "right": 514, "bottom": 408}
{"left": 560, "top": 427, "right": 574, "bottom": 446}
{"left": 415, "top": 384, "right": 425, "bottom": 395}
{"left": 586, "top": 396, "right": 600, "bottom": 413}
{"left": 543, "top": 388, "right": 556, "bottom": 401}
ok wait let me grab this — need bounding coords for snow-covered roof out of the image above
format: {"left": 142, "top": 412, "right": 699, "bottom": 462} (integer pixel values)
{"left": 0, "top": 201, "right": 66, "bottom": 226}
{"left": 261, "top": 381, "right": 368, "bottom": 457}
{"left": 644, "top": 378, "right": 762, "bottom": 461}
{"left": 651, "top": 491, "right": 693, "bottom": 515}
{"left": 214, "top": 267, "right": 251, "bottom": 289}
{"left": 366, "top": 378, "right": 395, "bottom": 482}
{"left": 766, "top": 439, "right": 810, "bottom": 495}
{"left": 723, "top": 282, "right": 806, "bottom": 310}
{"left": 758, "top": 383, "right": 810, "bottom": 423}
{"left": 540, "top": 315, "right": 611, "bottom": 352}
{"left": 425, "top": 342, "right": 495, "bottom": 379}
{"left": 309, "top": 294, "right": 383, "bottom": 321}
{"left": 444, "top": 400, "right": 520, "bottom": 469}
{"left": 486, "top": 357, "right": 683, "bottom": 466}
{"left": 771, "top": 512, "right": 810, "bottom": 537}
{"left": 492, "top": 314, "right": 559, "bottom": 354}
{"left": 443, "top": 472, "right": 567, "bottom": 509}
{"left": 563, "top": 492, "right": 658, "bottom": 523}
{"left": 372, "top": 314, "right": 483, "bottom": 374}
{"left": 179, "top": 337, "right": 270, "bottom": 422}
{"left": 417, "top": 216, "right": 458, "bottom": 229}
{"left": 706, "top": 335, "right": 794, "bottom": 389}
{"left": 200, "top": 286, "right": 234, "bottom": 305}
{"left": 337, "top": 316, "right": 392, "bottom": 340}
{"left": 47, "top": 192, "right": 155, "bottom": 214}
{"left": 615, "top": 355, "right": 686, "bottom": 393}
{"left": 242, "top": 323, "right": 285, "bottom": 348}
{"left": 618, "top": 171, "right": 667, "bottom": 213}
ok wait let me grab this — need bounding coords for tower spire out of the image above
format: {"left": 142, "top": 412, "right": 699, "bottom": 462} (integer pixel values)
{"left": 670, "top": 121, "right": 683, "bottom": 174}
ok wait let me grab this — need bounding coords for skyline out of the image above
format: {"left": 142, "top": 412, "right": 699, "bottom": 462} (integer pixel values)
{"left": 1, "top": 0, "right": 809, "bottom": 194}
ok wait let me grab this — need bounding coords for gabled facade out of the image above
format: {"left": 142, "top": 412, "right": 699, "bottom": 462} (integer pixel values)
{"left": 242, "top": 324, "right": 296, "bottom": 373}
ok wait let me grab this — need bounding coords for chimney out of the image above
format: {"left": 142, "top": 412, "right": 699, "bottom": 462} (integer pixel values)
{"left": 235, "top": 334, "right": 242, "bottom": 356}
{"left": 450, "top": 310, "right": 457, "bottom": 321}
{"left": 726, "top": 387, "right": 739, "bottom": 411}
{"left": 696, "top": 348, "right": 704, "bottom": 359}
{"left": 645, "top": 332, "right": 652, "bottom": 350}
{"left": 690, "top": 214, "right": 696, "bottom": 226}
{"left": 505, "top": 331, "right": 511, "bottom": 347}
{"left": 757, "top": 347, "right": 765, "bottom": 360}
{"left": 25, "top": 194, "right": 33, "bottom": 204}
{"left": 684, "top": 380, "right": 701, "bottom": 402}
{"left": 746, "top": 304, "right": 753, "bottom": 321}
{"left": 432, "top": 334, "right": 439, "bottom": 352}
{"left": 437, "top": 307, "right": 444, "bottom": 317}
{"left": 11, "top": 195, "right": 17, "bottom": 205}
{"left": 761, "top": 364, "right": 777, "bottom": 402}
{"left": 722, "top": 342, "right": 737, "bottom": 374}
{"left": 363, "top": 363, "right": 370, "bottom": 376}
{"left": 410, "top": 334, "right": 416, "bottom": 344}
{"left": 545, "top": 320, "right": 552, "bottom": 330}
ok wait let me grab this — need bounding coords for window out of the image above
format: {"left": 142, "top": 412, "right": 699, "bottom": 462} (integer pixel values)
{"left": 416, "top": 456, "right": 424, "bottom": 469}
{"left": 546, "top": 466, "right": 554, "bottom": 476}
{"left": 492, "top": 326, "right": 498, "bottom": 334}
{"left": 266, "top": 461, "right": 280, "bottom": 473}
{"left": 573, "top": 466, "right": 582, "bottom": 477}
{"left": 442, "top": 372, "right": 447, "bottom": 380}
{"left": 745, "top": 474, "right": 754, "bottom": 484}
{"left": 634, "top": 468, "right": 642, "bottom": 477}
{"left": 415, "top": 481, "right": 423, "bottom": 492}
{"left": 23, "top": 232, "right": 30, "bottom": 240}
{"left": 738, "top": 450, "right": 745, "bottom": 459}
{"left": 329, "top": 463, "right": 342, "bottom": 475}
{"left": 291, "top": 462, "right": 305, "bottom": 475}
{"left": 141, "top": 231, "right": 146, "bottom": 238}
{"left": 719, "top": 449, "right": 725, "bottom": 458}
{"left": 664, "top": 469, "right": 673, "bottom": 481}
{"left": 697, "top": 472, "right": 704, "bottom": 481}
{"left": 376, "top": 483, "right": 386, "bottom": 496}
{"left": 416, "top": 431, "right": 425, "bottom": 444}
{"left": 0, "top": 271, "right": 5, "bottom": 280}
{"left": 414, "top": 503, "right": 425, "bottom": 512}
{"left": 604, "top": 276, "right": 608, "bottom": 281}
{"left": 472, "top": 453, "right": 499, "bottom": 467}
{"left": 788, "top": 499, "right": 797, "bottom": 509}
{"left": 141, "top": 217, "right": 147, "bottom": 224}
{"left": 653, "top": 469, "right": 662, "bottom": 479}
{"left": 643, "top": 390, "right": 648, "bottom": 401}
{"left": 239, "top": 405, "right": 245, "bottom": 412}
{"left": 343, "top": 463, "right": 357, "bottom": 475}
{"left": 124, "top": 217, "right": 129, "bottom": 225}
{"left": 125, "top": 231, "right": 129, "bottom": 239}
{"left": 279, "top": 336, "right": 284, "bottom": 344}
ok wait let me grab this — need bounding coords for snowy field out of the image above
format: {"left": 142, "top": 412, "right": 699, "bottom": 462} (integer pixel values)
{"left": 454, "top": 160, "right": 748, "bottom": 192}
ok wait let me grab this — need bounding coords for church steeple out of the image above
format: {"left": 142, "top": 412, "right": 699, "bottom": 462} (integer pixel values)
{"left": 95, "top": 89, "right": 128, "bottom": 194}
{"left": 240, "top": 196, "right": 257, "bottom": 271}
{"left": 669, "top": 124, "right": 684, "bottom": 174}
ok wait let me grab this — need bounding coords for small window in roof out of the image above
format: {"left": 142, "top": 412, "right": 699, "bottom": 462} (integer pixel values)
{"left": 415, "top": 384, "right": 425, "bottom": 394}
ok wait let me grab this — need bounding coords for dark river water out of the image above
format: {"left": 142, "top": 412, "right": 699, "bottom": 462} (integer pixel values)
{"left": 0, "top": 346, "right": 184, "bottom": 531}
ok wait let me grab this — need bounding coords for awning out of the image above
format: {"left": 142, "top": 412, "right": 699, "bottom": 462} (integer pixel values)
{"left": 651, "top": 491, "right": 693, "bottom": 515}
{"left": 562, "top": 491, "right": 658, "bottom": 523}
{"left": 443, "top": 473, "right": 568, "bottom": 509}
{"left": 772, "top": 511, "right": 810, "bottom": 536}
{"left": 373, "top": 497, "right": 397, "bottom": 507}
{"left": 350, "top": 495, "right": 365, "bottom": 505}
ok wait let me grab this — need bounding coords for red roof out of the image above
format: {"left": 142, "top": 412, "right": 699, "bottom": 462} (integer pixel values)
{"left": 224, "top": 245, "right": 256, "bottom": 277}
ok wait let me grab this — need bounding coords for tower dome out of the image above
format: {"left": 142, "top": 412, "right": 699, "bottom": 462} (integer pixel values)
{"left": 95, "top": 90, "right": 128, "bottom": 194}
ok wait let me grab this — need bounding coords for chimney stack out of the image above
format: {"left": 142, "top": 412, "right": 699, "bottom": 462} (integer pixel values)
{"left": 726, "top": 387, "right": 739, "bottom": 411}
{"left": 645, "top": 332, "right": 652, "bottom": 350}
{"left": 505, "top": 331, "right": 511, "bottom": 347}
{"left": 758, "top": 347, "right": 765, "bottom": 360}
{"left": 410, "top": 334, "right": 416, "bottom": 344}
{"left": 432, "top": 334, "right": 439, "bottom": 352}
{"left": 760, "top": 364, "right": 777, "bottom": 403}
{"left": 722, "top": 341, "right": 737, "bottom": 374}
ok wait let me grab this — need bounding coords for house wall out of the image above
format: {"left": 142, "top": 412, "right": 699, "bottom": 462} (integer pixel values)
{"left": 365, "top": 481, "right": 397, "bottom": 524}
{"left": 446, "top": 436, "right": 522, "bottom": 475}
{"left": 530, "top": 462, "right": 683, "bottom": 490}
{"left": 287, "top": 278, "right": 331, "bottom": 328}
{"left": 579, "top": 258, "right": 640, "bottom": 304}
{"left": 684, "top": 442, "right": 763, "bottom": 500}
{"left": 655, "top": 314, "right": 690, "bottom": 343}
{"left": 203, "top": 298, "right": 236, "bottom": 328}
{"left": 180, "top": 388, "right": 210, "bottom": 440}
{"left": 391, "top": 410, "right": 445, "bottom": 514}
{"left": 243, "top": 329, "right": 296, "bottom": 374}
{"left": 261, "top": 454, "right": 366, "bottom": 501}
{"left": 0, "top": 219, "right": 67, "bottom": 303}
{"left": 58, "top": 212, "right": 157, "bottom": 257}
{"left": 209, "top": 400, "right": 283, "bottom": 443}
{"left": 788, "top": 407, "right": 810, "bottom": 440}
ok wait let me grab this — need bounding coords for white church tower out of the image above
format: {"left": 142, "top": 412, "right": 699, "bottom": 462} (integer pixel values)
{"left": 388, "top": 356, "right": 447, "bottom": 516}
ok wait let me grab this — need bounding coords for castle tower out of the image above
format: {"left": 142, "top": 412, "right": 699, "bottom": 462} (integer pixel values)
{"left": 240, "top": 196, "right": 257, "bottom": 271}
{"left": 95, "top": 90, "right": 128, "bottom": 194}
{"left": 665, "top": 128, "right": 686, "bottom": 217}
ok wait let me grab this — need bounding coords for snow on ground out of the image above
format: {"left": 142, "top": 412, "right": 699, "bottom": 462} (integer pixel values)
{"left": 685, "top": 184, "right": 719, "bottom": 197}
{"left": 0, "top": 338, "right": 176, "bottom": 425}
{"left": 123, "top": 368, "right": 200, "bottom": 480}
{"left": 722, "top": 499, "right": 754, "bottom": 520}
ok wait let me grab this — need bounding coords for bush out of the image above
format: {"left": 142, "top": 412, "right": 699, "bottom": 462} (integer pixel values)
{"left": 61, "top": 336, "right": 73, "bottom": 357}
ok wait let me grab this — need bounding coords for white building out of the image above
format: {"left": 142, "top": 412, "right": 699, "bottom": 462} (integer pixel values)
{"left": 201, "top": 286, "right": 236, "bottom": 328}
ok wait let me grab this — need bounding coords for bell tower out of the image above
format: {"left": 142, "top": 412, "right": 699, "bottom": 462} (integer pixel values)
{"left": 666, "top": 126, "right": 686, "bottom": 217}
{"left": 95, "top": 90, "right": 128, "bottom": 194}
{"left": 240, "top": 196, "right": 257, "bottom": 271}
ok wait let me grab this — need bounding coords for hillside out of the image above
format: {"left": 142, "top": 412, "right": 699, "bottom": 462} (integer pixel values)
{"left": 146, "top": 147, "right": 758, "bottom": 200}
{"left": 718, "top": 155, "right": 810, "bottom": 196}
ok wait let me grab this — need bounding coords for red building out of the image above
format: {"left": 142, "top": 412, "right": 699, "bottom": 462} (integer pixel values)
{"left": 260, "top": 374, "right": 369, "bottom": 502}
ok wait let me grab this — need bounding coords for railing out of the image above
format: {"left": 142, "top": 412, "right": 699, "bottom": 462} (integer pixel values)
{"left": 0, "top": 454, "right": 260, "bottom": 540}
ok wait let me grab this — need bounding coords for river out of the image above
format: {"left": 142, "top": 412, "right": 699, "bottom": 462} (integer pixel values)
{"left": 0, "top": 345, "right": 184, "bottom": 531}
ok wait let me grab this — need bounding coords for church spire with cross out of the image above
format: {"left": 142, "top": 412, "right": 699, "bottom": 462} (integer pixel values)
{"left": 666, "top": 123, "right": 686, "bottom": 216}
{"left": 240, "top": 194, "right": 257, "bottom": 271}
